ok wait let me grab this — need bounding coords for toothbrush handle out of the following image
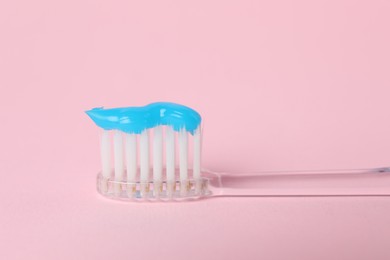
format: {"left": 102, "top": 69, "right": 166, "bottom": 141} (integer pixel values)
{"left": 211, "top": 167, "right": 390, "bottom": 196}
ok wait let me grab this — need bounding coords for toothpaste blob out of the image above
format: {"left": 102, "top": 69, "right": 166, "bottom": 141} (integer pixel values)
{"left": 85, "top": 102, "right": 201, "bottom": 134}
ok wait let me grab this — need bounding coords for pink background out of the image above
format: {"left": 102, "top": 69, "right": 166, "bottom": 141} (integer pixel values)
{"left": 1, "top": 0, "right": 390, "bottom": 259}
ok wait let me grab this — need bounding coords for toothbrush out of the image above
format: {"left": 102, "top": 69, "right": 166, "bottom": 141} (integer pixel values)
{"left": 86, "top": 102, "right": 390, "bottom": 201}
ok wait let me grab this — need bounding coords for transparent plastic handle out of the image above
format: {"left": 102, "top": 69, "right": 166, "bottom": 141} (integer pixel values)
{"left": 96, "top": 167, "right": 390, "bottom": 201}
{"left": 205, "top": 167, "right": 390, "bottom": 197}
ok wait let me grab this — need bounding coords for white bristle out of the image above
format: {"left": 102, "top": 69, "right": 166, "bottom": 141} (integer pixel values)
{"left": 101, "top": 130, "right": 111, "bottom": 178}
{"left": 166, "top": 126, "right": 175, "bottom": 182}
{"left": 153, "top": 126, "right": 163, "bottom": 182}
{"left": 179, "top": 128, "right": 188, "bottom": 181}
{"left": 99, "top": 122, "right": 202, "bottom": 198}
{"left": 140, "top": 129, "right": 150, "bottom": 183}
{"left": 114, "top": 130, "right": 124, "bottom": 181}
{"left": 193, "top": 127, "right": 201, "bottom": 180}
{"left": 125, "top": 133, "right": 137, "bottom": 182}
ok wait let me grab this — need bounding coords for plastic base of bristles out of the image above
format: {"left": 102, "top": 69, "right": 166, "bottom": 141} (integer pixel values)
{"left": 96, "top": 171, "right": 210, "bottom": 202}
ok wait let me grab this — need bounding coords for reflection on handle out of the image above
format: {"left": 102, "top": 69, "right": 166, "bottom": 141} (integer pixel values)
{"left": 207, "top": 167, "right": 390, "bottom": 197}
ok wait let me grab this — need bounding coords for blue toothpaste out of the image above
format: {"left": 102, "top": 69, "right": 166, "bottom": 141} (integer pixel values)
{"left": 85, "top": 102, "right": 201, "bottom": 134}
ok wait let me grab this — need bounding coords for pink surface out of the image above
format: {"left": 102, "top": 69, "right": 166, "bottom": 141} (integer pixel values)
{"left": 1, "top": 0, "right": 390, "bottom": 259}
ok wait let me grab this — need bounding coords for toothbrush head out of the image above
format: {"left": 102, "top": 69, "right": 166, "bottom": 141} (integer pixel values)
{"left": 86, "top": 102, "right": 209, "bottom": 201}
{"left": 96, "top": 169, "right": 212, "bottom": 201}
